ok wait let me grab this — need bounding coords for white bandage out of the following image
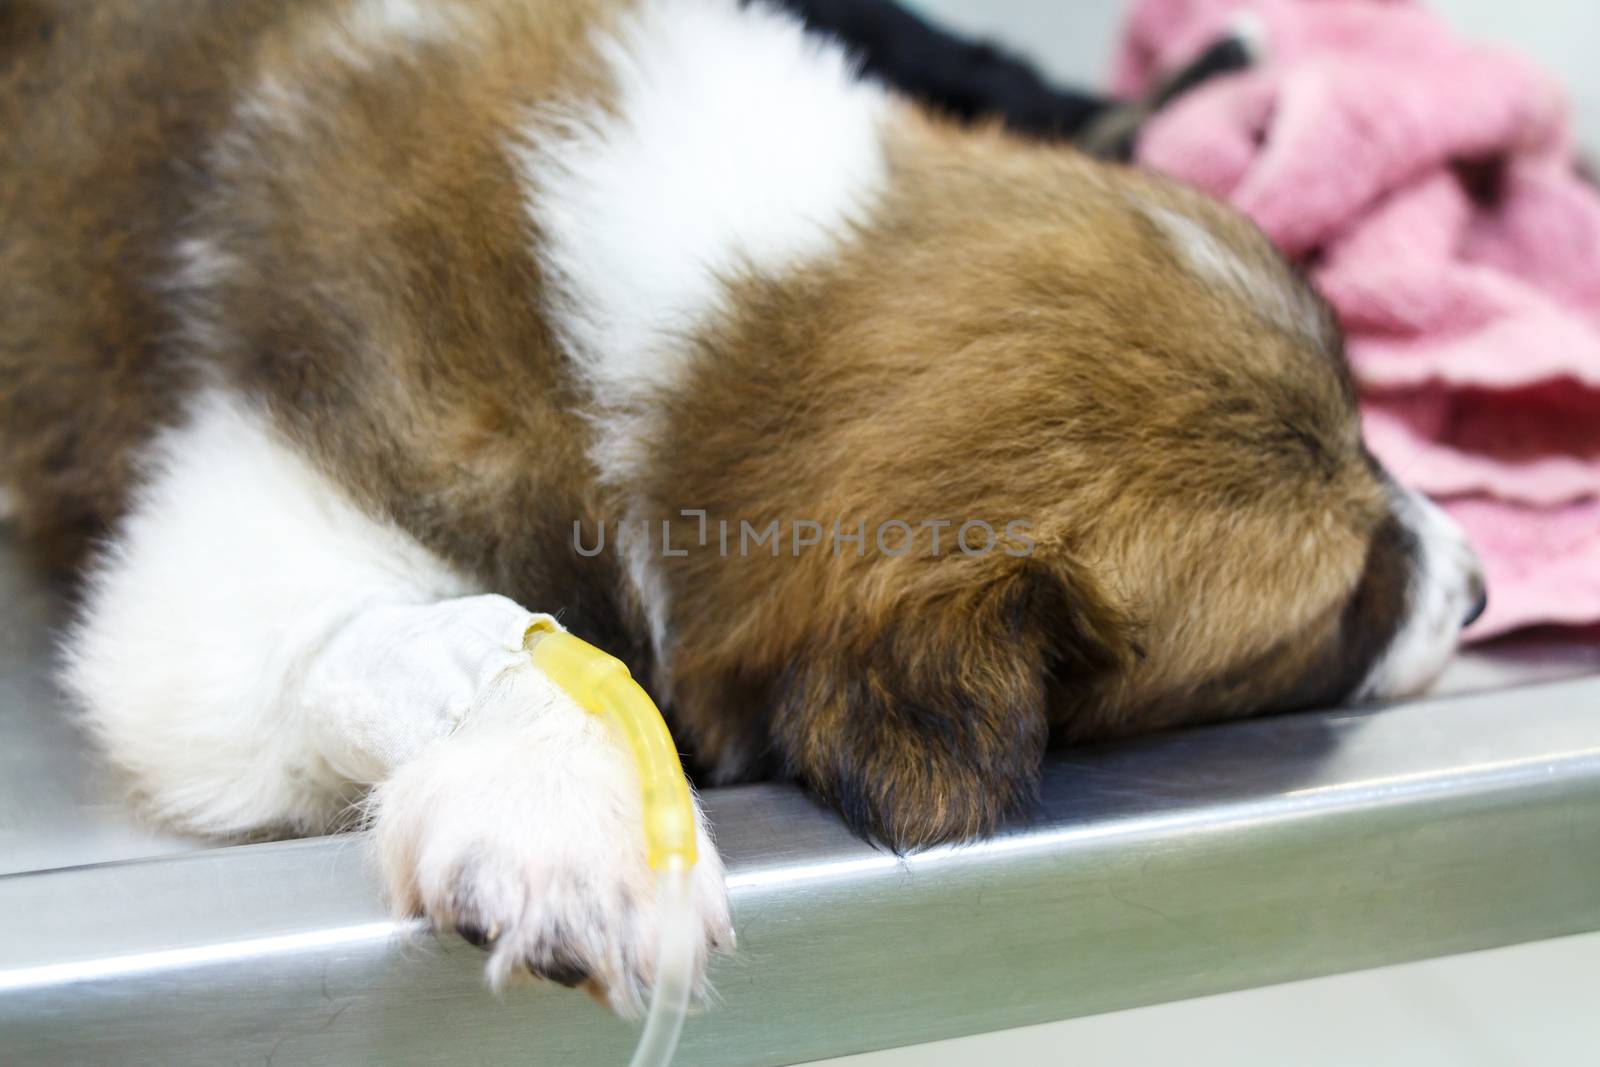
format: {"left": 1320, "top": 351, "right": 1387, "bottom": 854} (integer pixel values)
{"left": 298, "top": 594, "right": 563, "bottom": 781}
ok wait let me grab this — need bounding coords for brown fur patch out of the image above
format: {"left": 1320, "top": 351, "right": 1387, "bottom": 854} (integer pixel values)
{"left": 0, "top": 0, "right": 293, "bottom": 570}
{"left": 645, "top": 117, "right": 1398, "bottom": 844}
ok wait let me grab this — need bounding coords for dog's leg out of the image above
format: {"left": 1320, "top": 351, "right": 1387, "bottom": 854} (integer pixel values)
{"left": 780, "top": 0, "right": 1261, "bottom": 161}
{"left": 63, "top": 390, "right": 730, "bottom": 1011}
{"left": 779, "top": 0, "right": 1114, "bottom": 139}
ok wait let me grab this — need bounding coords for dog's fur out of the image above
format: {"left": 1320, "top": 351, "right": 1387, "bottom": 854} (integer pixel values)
{"left": 0, "top": 0, "right": 1484, "bottom": 1010}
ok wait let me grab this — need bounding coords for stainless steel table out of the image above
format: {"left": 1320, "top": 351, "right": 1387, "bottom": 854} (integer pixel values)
{"left": 3, "top": 533, "right": 1598, "bottom": 1065}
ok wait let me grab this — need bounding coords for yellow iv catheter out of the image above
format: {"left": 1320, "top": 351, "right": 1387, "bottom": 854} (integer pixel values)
{"left": 524, "top": 620, "right": 699, "bottom": 1067}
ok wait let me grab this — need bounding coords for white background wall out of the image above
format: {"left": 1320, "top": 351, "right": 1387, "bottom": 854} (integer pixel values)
{"left": 815, "top": 3, "right": 1600, "bottom": 1063}
{"left": 909, "top": 0, "right": 1600, "bottom": 151}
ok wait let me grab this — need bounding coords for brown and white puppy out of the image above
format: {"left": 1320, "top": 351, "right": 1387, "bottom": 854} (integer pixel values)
{"left": 0, "top": 0, "right": 1484, "bottom": 1010}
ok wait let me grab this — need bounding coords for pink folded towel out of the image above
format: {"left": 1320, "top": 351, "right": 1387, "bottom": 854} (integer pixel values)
{"left": 1114, "top": 0, "right": 1600, "bottom": 638}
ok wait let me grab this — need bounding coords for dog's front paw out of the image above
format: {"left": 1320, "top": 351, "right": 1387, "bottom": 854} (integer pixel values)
{"left": 370, "top": 667, "right": 733, "bottom": 1015}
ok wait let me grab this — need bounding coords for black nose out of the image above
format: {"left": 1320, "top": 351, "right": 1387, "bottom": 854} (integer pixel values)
{"left": 1463, "top": 586, "right": 1489, "bottom": 628}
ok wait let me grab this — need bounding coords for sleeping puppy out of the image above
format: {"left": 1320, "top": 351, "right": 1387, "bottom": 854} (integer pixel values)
{"left": 0, "top": 0, "right": 1485, "bottom": 1011}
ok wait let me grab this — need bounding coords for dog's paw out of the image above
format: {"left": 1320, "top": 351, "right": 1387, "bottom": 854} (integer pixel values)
{"left": 370, "top": 665, "right": 732, "bottom": 1015}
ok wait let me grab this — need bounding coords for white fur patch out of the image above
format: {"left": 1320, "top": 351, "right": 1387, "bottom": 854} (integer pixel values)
{"left": 63, "top": 391, "right": 484, "bottom": 834}
{"left": 338, "top": 0, "right": 454, "bottom": 50}
{"left": 1359, "top": 488, "right": 1484, "bottom": 700}
{"left": 165, "top": 234, "right": 243, "bottom": 352}
{"left": 521, "top": 0, "right": 888, "bottom": 415}
{"left": 235, "top": 0, "right": 465, "bottom": 132}
{"left": 516, "top": 0, "right": 889, "bottom": 662}
{"left": 169, "top": 235, "right": 241, "bottom": 294}
{"left": 322, "top": 0, "right": 464, "bottom": 71}
{"left": 234, "top": 72, "right": 315, "bottom": 135}
{"left": 1144, "top": 203, "right": 1323, "bottom": 340}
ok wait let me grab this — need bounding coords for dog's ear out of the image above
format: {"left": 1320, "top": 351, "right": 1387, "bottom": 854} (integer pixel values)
{"left": 766, "top": 555, "right": 1131, "bottom": 851}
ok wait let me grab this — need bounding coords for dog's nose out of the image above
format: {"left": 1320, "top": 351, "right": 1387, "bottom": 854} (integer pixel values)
{"left": 1463, "top": 583, "right": 1489, "bottom": 628}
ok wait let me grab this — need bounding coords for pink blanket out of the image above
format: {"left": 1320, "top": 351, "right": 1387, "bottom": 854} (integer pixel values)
{"left": 1113, "top": 0, "right": 1600, "bottom": 638}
